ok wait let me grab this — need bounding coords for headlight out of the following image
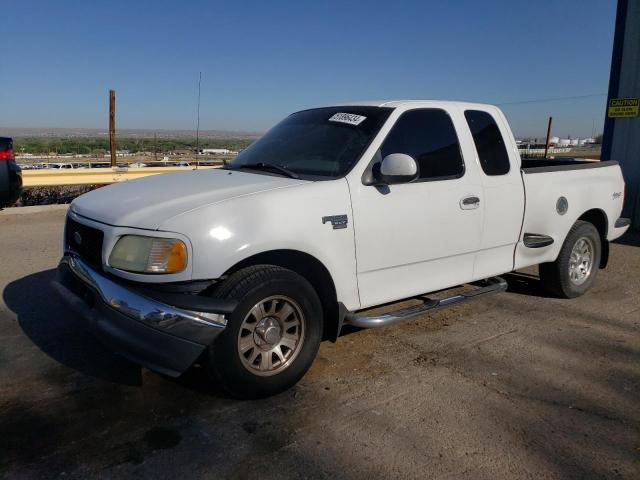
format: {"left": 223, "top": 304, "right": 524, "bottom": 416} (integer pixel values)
{"left": 108, "top": 235, "right": 187, "bottom": 274}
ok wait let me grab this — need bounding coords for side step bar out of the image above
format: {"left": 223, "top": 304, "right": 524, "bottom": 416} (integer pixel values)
{"left": 344, "top": 276, "right": 507, "bottom": 329}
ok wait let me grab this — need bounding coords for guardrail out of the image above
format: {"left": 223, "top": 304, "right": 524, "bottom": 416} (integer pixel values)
{"left": 21, "top": 166, "right": 220, "bottom": 187}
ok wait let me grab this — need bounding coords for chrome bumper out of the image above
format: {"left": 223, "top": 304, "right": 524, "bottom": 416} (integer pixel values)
{"left": 52, "top": 253, "right": 229, "bottom": 376}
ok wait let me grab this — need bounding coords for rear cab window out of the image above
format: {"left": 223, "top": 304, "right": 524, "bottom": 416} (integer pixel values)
{"left": 464, "top": 110, "right": 511, "bottom": 176}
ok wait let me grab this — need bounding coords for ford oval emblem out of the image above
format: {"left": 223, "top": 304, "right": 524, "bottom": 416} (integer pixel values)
{"left": 73, "top": 231, "right": 83, "bottom": 245}
{"left": 556, "top": 197, "right": 568, "bottom": 215}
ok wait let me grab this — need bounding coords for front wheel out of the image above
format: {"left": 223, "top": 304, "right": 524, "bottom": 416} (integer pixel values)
{"left": 202, "top": 265, "right": 323, "bottom": 399}
{"left": 539, "top": 220, "right": 601, "bottom": 298}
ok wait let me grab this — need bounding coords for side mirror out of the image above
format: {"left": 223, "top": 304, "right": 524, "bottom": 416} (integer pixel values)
{"left": 378, "top": 153, "right": 418, "bottom": 184}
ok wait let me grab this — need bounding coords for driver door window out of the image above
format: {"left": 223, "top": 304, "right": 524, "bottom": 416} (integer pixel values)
{"left": 380, "top": 109, "right": 465, "bottom": 181}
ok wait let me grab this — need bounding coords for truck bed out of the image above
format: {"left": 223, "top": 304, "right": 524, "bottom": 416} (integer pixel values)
{"left": 521, "top": 158, "right": 618, "bottom": 173}
{"left": 515, "top": 158, "right": 625, "bottom": 271}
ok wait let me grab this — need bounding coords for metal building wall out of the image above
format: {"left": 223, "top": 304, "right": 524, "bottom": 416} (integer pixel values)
{"left": 602, "top": 0, "right": 640, "bottom": 229}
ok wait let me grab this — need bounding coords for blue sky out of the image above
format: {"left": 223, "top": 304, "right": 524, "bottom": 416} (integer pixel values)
{"left": 2, "top": 0, "right": 616, "bottom": 138}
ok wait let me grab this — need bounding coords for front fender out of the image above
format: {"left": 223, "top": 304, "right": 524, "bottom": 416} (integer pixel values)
{"left": 159, "top": 179, "right": 361, "bottom": 311}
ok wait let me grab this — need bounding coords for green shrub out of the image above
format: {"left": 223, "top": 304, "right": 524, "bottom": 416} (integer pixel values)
{"left": 18, "top": 185, "right": 96, "bottom": 206}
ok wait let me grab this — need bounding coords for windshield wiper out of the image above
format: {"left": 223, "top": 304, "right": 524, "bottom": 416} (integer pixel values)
{"left": 232, "top": 162, "right": 300, "bottom": 179}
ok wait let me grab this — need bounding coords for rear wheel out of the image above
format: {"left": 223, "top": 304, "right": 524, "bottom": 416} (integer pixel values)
{"left": 539, "top": 220, "right": 601, "bottom": 298}
{"left": 202, "top": 265, "right": 323, "bottom": 399}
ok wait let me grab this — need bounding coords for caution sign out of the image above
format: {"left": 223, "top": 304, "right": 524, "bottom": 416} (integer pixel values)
{"left": 608, "top": 98, "right": 639, "bottom": 118}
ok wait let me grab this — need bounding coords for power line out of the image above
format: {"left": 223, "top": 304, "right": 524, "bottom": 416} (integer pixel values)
{"left": 496, "top": 93, "right": 607, "bottom": 106}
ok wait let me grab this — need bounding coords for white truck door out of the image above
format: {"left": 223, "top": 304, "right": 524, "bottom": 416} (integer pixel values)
{"left": 348, "top": 107, "right": 484, "bottom": 308}
{"left": 461, "top": 108, "right": 525, "bottom": 280}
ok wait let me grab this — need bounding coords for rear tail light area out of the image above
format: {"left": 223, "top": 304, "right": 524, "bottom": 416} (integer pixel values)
{"left": 0, "top": 149, "right": 14, "bottom": 161}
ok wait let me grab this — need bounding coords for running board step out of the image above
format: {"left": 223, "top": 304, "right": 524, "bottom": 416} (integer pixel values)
{"left": 344, "top": 276, "right": 507, "bottom": 329}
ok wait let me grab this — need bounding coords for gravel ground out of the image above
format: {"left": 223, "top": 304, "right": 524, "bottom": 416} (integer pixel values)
{"left": 0, "top": 207, "right": 638, "bottom": 479}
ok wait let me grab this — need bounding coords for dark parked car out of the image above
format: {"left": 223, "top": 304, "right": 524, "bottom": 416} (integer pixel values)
{"left": 0, "top": 137, "right": 22, "bottom": 207}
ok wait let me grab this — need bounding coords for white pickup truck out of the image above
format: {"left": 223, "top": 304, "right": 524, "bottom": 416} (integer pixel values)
{"left": 54, "top": 101, "right": 630, "bottom": 398}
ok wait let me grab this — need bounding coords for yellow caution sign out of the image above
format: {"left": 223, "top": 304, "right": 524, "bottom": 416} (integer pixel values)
{"left": 608, "top": 98, "right": 639, "bottom": 118}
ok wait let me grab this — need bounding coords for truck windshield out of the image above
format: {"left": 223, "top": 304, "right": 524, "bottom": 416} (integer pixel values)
{"left": 227, "top": 106, "right": 392, "bottom": 179}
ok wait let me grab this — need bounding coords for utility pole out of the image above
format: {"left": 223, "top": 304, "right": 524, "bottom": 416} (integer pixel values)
{"left": 154, "top": 132, "right": 158, "bottom": 162}
{"left": 195, "top": 71, "right": 202, "bottom": 169}
{"left": 544, "top": 116, "right": 553, "bottom": 159}
{"left": 109, "top": 89, "right": 117, "bottom": 168}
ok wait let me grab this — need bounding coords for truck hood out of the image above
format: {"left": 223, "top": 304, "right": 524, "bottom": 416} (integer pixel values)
{"left": 71, "top": 168, "right": 305, "bottom": 230}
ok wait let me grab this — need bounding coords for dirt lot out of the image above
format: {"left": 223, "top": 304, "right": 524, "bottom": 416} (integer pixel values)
{"left": 0, "top": 207, "right": 638, "bottom": 479}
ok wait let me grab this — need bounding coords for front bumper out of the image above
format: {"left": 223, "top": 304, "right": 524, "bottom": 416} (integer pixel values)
{"left": 52, "top": 254, "right": 233, "bottom": 376}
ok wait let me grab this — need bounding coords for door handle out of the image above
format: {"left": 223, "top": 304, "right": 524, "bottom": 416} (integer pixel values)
{"left": 460, "top": 196, "right": 480, "bottom": 210}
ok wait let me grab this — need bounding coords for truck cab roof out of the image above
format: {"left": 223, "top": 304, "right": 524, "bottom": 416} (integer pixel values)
{"left": 323, "top": 99, "right": 498, "bottom": 110}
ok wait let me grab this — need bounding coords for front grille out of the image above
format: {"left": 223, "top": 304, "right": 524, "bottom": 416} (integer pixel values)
{"left": 65, "top": 216, "right": 104, "bottom": 270}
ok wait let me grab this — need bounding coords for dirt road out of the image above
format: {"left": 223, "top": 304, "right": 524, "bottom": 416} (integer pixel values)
{"left": 1, "top": 207, "right": 638, "bottom": 479}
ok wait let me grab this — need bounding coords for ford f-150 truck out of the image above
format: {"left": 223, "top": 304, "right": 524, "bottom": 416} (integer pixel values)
{"left": 53, "top": 101, "right": 630, "bottom": 398}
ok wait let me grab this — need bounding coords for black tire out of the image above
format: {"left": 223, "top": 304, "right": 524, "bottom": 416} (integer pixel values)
{"left": 539, "top": 220, "right": 601, "bottom": 298}
{"left": 202, "top": 265, "right": 323, "bottom": 399}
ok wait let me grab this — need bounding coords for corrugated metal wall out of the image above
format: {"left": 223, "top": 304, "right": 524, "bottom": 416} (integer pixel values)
{"left": 602, "top": 0, "right": 640, "bottom": 229}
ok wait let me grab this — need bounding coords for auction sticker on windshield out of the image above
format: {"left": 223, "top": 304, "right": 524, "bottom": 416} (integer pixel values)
{"left": 328, "top": 113, "right": 367, "bottom": 126}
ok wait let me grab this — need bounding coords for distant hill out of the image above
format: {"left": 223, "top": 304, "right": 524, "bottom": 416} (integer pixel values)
{"left": 0, "top": 127, "right": 262, "bottom": 139}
